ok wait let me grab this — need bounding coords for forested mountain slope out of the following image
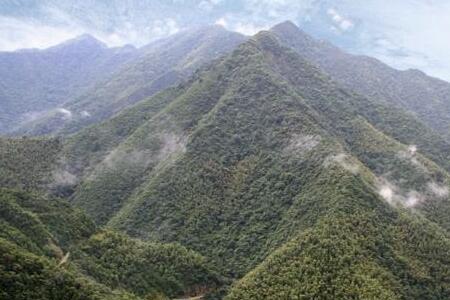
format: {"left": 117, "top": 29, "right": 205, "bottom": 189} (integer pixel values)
{"left": 0, "top": 138, "right": 62, "bottom": 191}
{"left": 271, "top": 21, "right": 450, "bottom": 139}
{"left": 0, "top": 136, "right": 220, "bottom": 299}
{"left": 227, "top": 208, "right": 450, "bottom": 299}
{"left": 0, "top": 35, "right": 138, "bottom": 133}
{"left": 15, "top": 26, "right": 246, "bottom": 136}
{"left": 2, "top": 22, "right": 450, "bottom": 300}
{"left": 0, "top": 188, "right": 220, "bottom": 299}
{"left": 62, "top": 29, "right": 450, "bottom": 299}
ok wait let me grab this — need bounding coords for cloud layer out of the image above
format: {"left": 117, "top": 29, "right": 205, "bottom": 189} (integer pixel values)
{"left": 1, "top": 0, "right": 449, "bottom": 80}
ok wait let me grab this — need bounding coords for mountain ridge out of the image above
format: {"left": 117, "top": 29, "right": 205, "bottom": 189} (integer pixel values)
{"left": 58, "top": 30, "right": 450, "bottom": 300}
{"left": 0, "top": 34, "right": 139, "bottom": 133}
{"left": 12, "top": 25, "right": 247, "bottom": 136}
{"left": 2, "top": 20, "right": 450, "bottom": 300}
{"left": 271, "top": 21, "right": 450, "bottom": 139}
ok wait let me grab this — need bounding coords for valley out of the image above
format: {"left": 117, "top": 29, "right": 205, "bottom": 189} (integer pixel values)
{"left": 1, "top": 19, "right": 450, "bottom": 300}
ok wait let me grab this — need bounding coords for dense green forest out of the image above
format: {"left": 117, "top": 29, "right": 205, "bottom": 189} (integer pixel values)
{"left": 227, "top": 210, "right": 450, "bottom": 299}
{"left": 2, "top": 21, "right": 450, "bottom": 299}
{"left": 0, "top": 137, "right": 62, "bottom": 191}
{"left": 0, "top": 188, "right": 220, "bottom": 299}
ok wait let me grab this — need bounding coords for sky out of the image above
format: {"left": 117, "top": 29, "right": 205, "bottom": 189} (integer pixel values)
{"left": 1, "top": 0, "right": 449, "bottom": 81}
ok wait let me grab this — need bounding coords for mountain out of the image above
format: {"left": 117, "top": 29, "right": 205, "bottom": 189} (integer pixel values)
{"left": 0, "top": 34, "right": 138, "bottom": 133}
{"left": 14, "top": 25, "right": 246, "bottom": 136}
{"left": 2, "top": 21, "right": 450, "bottom": 299}
{"left": 0, "top": 188, "right": 220, "bottom": 299}
{"left": 71, "top": 230, "right": 221, "bottom": 299}
{"left": 0, "top": 137, "right": 221, "bottom": 298}
{"left": 0, "top": 137, "right": 63, "bottom": 192}
{"left": 58, "top": 26, "right": 450, "bottom": 299}
{"left": 226, "top": 210, "right": 450, "bottom": 299}
{"left": 271, "top": 21, "right": 450, "bottom": 139}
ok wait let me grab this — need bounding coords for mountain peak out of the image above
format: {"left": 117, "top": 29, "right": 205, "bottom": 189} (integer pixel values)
{"left": 68, "top": 34, "right": 106, "bottom": 47}
{"left": 73, "top": 33, "right": 101, "bottom": 42}
{"left": 250, "top": 30, "right": 282, "bottom": 51}
{"left": 270, "top": 20, "right": 315, "bottom": 43}
{"left": 272, "top": 20, "right": 299, "bottom": 31}
{"left": 47, "top": 34, "right": 107, "bottom": 52}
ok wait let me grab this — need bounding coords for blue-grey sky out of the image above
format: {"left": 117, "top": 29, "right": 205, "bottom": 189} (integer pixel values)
{"left": 1, "top": 0, "right": 449, "bottom": 81}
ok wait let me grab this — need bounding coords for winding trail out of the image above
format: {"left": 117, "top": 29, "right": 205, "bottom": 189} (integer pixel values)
{"left": 172, "top": 295, "right": 204, "bottom": 300}
{"left": 58, "top": 252, "right": 70, "bottom": 267}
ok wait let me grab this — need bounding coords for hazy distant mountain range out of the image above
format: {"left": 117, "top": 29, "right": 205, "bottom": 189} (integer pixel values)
{"left": 1, "top": 21, "right": 450, "bottom": 299}
{"left": 1, "top": 25, "right": 245, "bottom": 135}
{"left": 0, "top": 34, "right": 138, "bottom": 133}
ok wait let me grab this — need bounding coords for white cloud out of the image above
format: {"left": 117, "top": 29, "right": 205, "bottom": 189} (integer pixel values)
{"left": 215, "top": 17, "right": 227, "bottom": 27}
{"left": 233, "top": 22, "right": 268, "bottom": 36}
{"left": 56, "top": 108, "right": 72, "bottom": 119}
{"left": 427, "top": 182, "right": 449, "bottom": 198}
{"left": 408, "top": 145, "right": 417, "bottom": 155}
{"left": 150, "top": 18, "right": 179, "bottom": 37}
{"left": 1, "top": 0, "right": 450, "bottom": 81}
{"left": 0, "top": 3, "right": 182, "bottom": 51}
{"left": 198, "top": 0, "right": 223, "bottom": 11}
{"left": 327, "top": 8, "right": 353, "bottom": 32}
{"left": 379, "top": 185, "right": 394, "bottom": 203}
{"left": 340, "top": 0, "right": 450, "bottom": 80}
{"left": 323, "top": 153, "right": 360, "bottom": 175}
{"left": 211, "top": 0, "right": 316, "bottom": 37}
{"left": 0, "top": 17, "right": 82, "bottom": 51}
{"left": 339, "top": 19, "right": 353, "bottom": 31}
{"left": 376, "top": 179, "right": 424, "bottom": 208}
{"left": 213, "top": 14, "right": 268, "bottom": 36}
{"left": 405, "top": 191, "right": 423, "bottom": 207}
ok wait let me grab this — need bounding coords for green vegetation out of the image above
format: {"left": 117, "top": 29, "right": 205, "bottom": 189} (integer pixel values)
{"left": 0, "top": 189, "right": 95, "bottom": 255}
{"left": 272, "top": 20, "right": 450, "bottom": 139}
{"left": 0, "top": 188, "right": 131, "bottom": 299}
{"left": 2, "top": 22, "right": 450, "bottom": 300}
{"left": 227, "top": 211, "right": 450, "bottom": 299}
{"left": 0, "top": 238, "right": 139, "bottom": 300}
{"left": 72, "top": 231, "right": 221, "bottom": 299}
{"left": 63, "top": 87, "right": 184, "bottom": 177}
{"left": 76, "top": 30, "right": 450, "bottom": 298}
{"left": 0, "top": 189, "right": 220, "bottom": 299}
{"left": 0, "top": 137, "right": 62, "bottom": 191}
{"left": 95, "top": 30, "right": 449, "bottom": 275}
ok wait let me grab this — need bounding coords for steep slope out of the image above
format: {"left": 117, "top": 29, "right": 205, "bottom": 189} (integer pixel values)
{"left": 0, "top": 189, "right": 95, "bottom": 256}
{"left": 227, "top": 209, "right": 450, "bottom": 299}
{"left": 62, "top": 86, "right": 184, "bottom": 179}
{"left": 0, "top": 137, "right": 63, "bottom": 192}
{"left": 271, "top": 21, "right": 450, "bottom": 139}
{"left": 251, "top": 33, "right": 450, "bottom": 229}
{"left": 0, "top": 239, "right": 138, "bottom": 300}
{"left": 0, "top": 189, "right": 221, "bottom": 299}
{"left": 72, "top": 230, "right": 220, "bottom": 299}
{"left": 0, "top": 189, "right": 121, "bottom": 299}
{"left": 68, "top": 30, "right": 450, "bottom": 299}
{"left": 3, "top": 23, "right": 450, "bottom": 299}
{"left": 0, "top": 34, "right": 138, "bottom": 133}
{"left": 17, "top": 26, "right": 246, "bottom": 136}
